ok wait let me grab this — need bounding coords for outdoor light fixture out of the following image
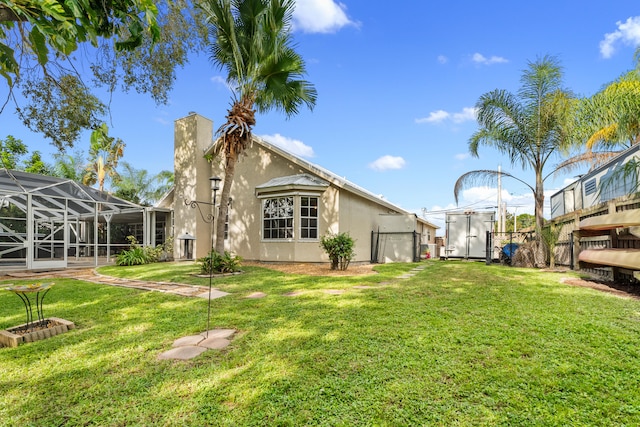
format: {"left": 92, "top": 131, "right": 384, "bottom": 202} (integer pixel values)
{"left": 206, "top": 176, "right": 222, "bottom": 337}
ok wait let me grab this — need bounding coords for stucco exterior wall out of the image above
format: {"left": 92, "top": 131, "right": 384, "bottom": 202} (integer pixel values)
{"left": 173, "top": 113, "right": 215, "bottom": 260}
{"left": 172, "top": 113, "right": 437, "bottom": 264}
{"left": 210, "top": 139, "right": 337, "bottom": 262}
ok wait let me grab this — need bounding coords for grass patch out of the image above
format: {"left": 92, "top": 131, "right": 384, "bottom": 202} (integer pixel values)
{"left": 2, "top": 261, "right": 640, "bottom": 425}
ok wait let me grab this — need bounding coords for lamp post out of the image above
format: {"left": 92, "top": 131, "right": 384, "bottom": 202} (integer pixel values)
{"left": 206, "top": 176, "right": 221, "bottom": 337}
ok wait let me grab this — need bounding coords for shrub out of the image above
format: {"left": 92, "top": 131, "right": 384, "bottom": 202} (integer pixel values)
{"left": 115, "top": 246, "right": 149, "bottom": 266}
{"left": 115, "top": 236, "right": 161, "bottom": 266}
{"left": 198, "top": 250, "right": 242, "bottom": 274}
{"left": 320, "top": 232, "right": 355, "bottom": 271}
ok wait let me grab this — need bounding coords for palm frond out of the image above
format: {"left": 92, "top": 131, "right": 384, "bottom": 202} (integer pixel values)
{"left": 550, "top": 151, "right": 621, "bottom": 178}
{"left": 597, "top": 158, "right": 640, "bottom": 198}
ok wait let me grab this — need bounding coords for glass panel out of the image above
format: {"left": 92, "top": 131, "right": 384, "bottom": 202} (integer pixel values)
{"left": 262, "top": 197, "right": 294, "bottom": 240}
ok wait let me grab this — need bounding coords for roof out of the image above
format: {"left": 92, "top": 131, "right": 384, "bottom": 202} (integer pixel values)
{"left": 204, "top": 135, "right": 440, "bottom": 230}
{"left": 0, "top": 169, "right": 143, "bottom": 221}
{"left": 256, "top": 173, "right": 329, "bottom": 189}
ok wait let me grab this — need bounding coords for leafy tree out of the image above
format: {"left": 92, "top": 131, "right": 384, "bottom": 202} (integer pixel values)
{"left": 0, "top": 0, "right": 160, "bottom": 85}
{"left": 0, "top": 135, "right": 27, "bottom": 169}
{"left": 18, "top": 75, "right": 107, "bottom": 149}
{"left": 515, "top": 213, "right": 535, "bottom": 231}
{"left": 201, "top": 0, "right": 317, "bottom": 253}
{"left": 1, "top": 1, "right": 207, "bottom": 149}
{"left": 82, "top": 123, "right": 125, "bottom": 192}
{"left": 22, "top": 151, "right": 52, "bottom": 175}
{"left": 454, "top": 55, "right": 574, "bottom": 234}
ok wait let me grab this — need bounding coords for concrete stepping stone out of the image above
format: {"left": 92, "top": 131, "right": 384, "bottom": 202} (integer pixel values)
{"left": 323, "top": 289, "right": 345, "bottom": 295}
{"left": 283, "top": 291, "right": 303, "bottom": 297}
{"left": 199, "top": 337, "right": 231, "bottom": 349}
{"left": 201, "top": 329, "right": 236, "bottom": 339}
{"left": 158, "top": 346, "right": 208, "bottom": 360}
{"left": 353, "top": 285, "right": 375, "bottom": 289}
{"left": 172, "top": 335, "right": 205, "bottom": 347}
{"left": 246, "top": 292, "right": 267, "bottom": 298}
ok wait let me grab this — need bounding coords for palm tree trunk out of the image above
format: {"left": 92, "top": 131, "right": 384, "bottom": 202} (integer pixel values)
{"left": 534, "top": 171, "right": 545, "bottom": 234}
{"left": 534, "top": 170, "right": 546, "bottom": 267}
{"left": 214, "top": 152, "right": 237, "bottom": 254}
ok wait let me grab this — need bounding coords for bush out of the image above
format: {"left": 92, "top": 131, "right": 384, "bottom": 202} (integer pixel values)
{"left": 198, "top": 250, "right": 242, "bottom": 274}
{"left": 320, "top": 232, "right": 355, "bottom": 271}
{"left": 115, "top": 246, "right": 149, "bottom": 266}
{"left": 115, "top": 236, "right": 162, "bottom": 266}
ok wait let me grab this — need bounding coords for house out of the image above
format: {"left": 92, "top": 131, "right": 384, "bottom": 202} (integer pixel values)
{"left": 160, "top": 113, "right": 437, "bottom": 264}
{"left": 550, "top": 143, "right": 640, "bottom": 218}
{"left": 547, "top": 143, "right": 640, "bottom": 282}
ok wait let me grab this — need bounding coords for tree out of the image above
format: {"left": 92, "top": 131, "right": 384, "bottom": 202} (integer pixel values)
{"left": 22, "top": 151, "right": 52, "bottom": 175}
{"left": 82, "top": 123, "right": 125, "bottom": 192}
{"left": 200, "top": 0, "right": 317, "bottom": 253}
{"left": 52, "top": 150, "right": 86, "bottom": 181}
{"left": 1, "top": 1, "right": 207, "bottom": 150}
{"left": 0, "top": 1, "right": 160, "bottom": 86}
{"left": 0, "top": 135, "right": 27, "bottom": 169}
{"left": 454, "top": 55, "right": 574, "bottom": 234}
{"left": 111, "top": 162, "right": 174, "bottom": 205}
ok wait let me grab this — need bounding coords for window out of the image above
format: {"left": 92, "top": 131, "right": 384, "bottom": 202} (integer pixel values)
{"left": 263, "top": 197, "right": 294, "bottom": 239}
{"left": 300, "top": 196, "right": 318, "bottom": 239}
{"left": 584, "top": 178, "right": 597, "bottom": 196}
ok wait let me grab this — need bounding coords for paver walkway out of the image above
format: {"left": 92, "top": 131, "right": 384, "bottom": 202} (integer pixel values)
{"left": 3, "top": 268, "right": 229, "bottom": 299}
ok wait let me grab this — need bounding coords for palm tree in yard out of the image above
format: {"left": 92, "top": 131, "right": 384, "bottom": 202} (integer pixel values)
{"left": 199, "top": 0, "right": 317, "bottom": 253}
{"left": 454, "top": 55, "right": 574, "bottom": 235}
{"left": 83, "top": 123, "right": 125, "bottom": 193}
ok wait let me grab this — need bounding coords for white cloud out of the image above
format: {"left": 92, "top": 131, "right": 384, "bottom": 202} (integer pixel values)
{"left": 452, "top": 107, "right": 477, "bottom": 123}
{"left": 437, "top": 55, "right": 448, "bottom": 64}
{"left": 260, "top": 133, "right": 315, "bottom": 158}
{"left": 211, "top": 75, "right": 234, "bottom": 92}
{"left": 415, "top": 107, "right": 477, "bottom": 124}
{"left": 455, "top": 153, "right": 470, "bottom": 161}
{"left": 472, "top": 52, "right": 508, "bottom": 65}
{"left": 292, "top": 0, "right": 357, "bottom": 34}
{"left": 600, "top": 16, "right": 640, "bottom": 58}
{"left": 368, "top": 155, "right": 406, "bottom": 171}
{"left": 416, "top": 110, "right": 449, "bottom": 124}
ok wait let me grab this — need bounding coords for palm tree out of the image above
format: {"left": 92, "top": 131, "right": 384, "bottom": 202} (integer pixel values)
{"left": 199, "top": 0, "right": 317, "bottom": 253}
{"left": 578, "top": 71, "right": 640, "bottom": 149}
{"left": 112, "top": 162, "right": 174, "bottom": 205}
{"left": 83, "top": 123, "right": 125, "bottom": 193}
{"left": 454, "top": 55, "right": 574, "bottom": 234}
{"left": 52, "top": 150, "right": 86, "bottom": 180}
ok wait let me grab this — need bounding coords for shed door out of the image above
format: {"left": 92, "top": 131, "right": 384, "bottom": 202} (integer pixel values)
{"left": 467, "top": 214, "right": 489, "bottom": 258}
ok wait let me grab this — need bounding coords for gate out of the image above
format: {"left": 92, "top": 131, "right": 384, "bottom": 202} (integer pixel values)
{"left": 371, "top": 231, "right": 420, "bottom": 263}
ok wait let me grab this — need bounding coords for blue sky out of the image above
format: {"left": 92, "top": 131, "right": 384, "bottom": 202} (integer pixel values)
{"left": 2, "top": 0, "right": 640, "bottom": 232}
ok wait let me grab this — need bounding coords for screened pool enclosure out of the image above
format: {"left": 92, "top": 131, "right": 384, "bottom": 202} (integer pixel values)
{"left": 0, "top": 170, "right": 171, "bottom": 271}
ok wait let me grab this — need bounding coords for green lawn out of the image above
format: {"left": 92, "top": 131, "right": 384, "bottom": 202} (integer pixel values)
{"left": 2, "top": 261, "right": 640, "bottom": 426}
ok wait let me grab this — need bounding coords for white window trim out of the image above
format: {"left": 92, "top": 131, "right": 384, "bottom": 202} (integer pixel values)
{"left": 259, "top": 192, "right": 322, "bottom": 242}
{"left": 299, "top": 195, "right": 319, "bottom": 241}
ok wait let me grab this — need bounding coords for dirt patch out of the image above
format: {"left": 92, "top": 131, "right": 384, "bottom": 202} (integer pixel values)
{"left": 560, "top": 277, "right": 640, "bottom": 300}
{"left": 243, "top": 261, "right": 377, "bottom": 277}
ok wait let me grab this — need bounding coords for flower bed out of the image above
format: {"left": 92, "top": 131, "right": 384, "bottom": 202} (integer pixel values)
{"left": 0, "top": 317, "right": 75, "bottom": 348}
